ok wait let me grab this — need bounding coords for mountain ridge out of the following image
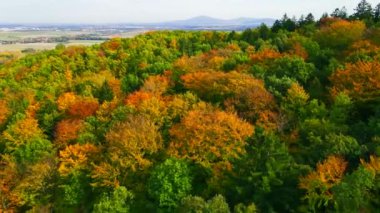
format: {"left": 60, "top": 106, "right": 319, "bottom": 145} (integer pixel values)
{"left": 157, "top": 15, "right": 275, "bottom": 27}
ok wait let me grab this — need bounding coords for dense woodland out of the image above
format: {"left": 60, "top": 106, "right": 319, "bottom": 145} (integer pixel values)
{"left": 1, "top": 0, "right": 380, "bottom": 212}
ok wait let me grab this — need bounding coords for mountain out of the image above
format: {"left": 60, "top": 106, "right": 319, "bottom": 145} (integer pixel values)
{"left": 150, "top": 16, "right": 275, "bottom": 30}
{"left": 0, "top": 16, "right": 276, "bottom": 32}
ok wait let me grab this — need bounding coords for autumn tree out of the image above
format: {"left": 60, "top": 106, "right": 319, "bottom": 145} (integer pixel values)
{"left": 181, "top": 71, "right": 277, "bottom": 126}
{"left": 106, "top": 114, "right": 163, "bottom": 171}
{"left": 1, "top": 114, "right": 53, "bottom": 165}
{"left": 0, "top": 155, "right": 21, "bottom": 211}
{"left": 327, "top": 156, "right": 380, "bottom": 212}
{"left": 0, "top": 155, "right": 55, "bottom": 211}
{"left": 0, "top": 100, "right": 9, "bottom": 126}
{"left": 58, "top": 143, "right": 99, "bottom": 176}
{"left": 54, "top": 119, "right": 84, "bottom": 146}
{"left": 316, "top": 19, "right": 365, "bottom": 50}
{"left": 299, "top": 156, "right": 348, "bottom": 211}
{"left": 168, "top": 103, "right": 253, "bottom": 167}
{"left": 140, "top": 73, "right": 171, "bottom": 95}
{"left": 330, "top": 61, "right": 380, "bottom": 102}
{"left": 250, "top": 48, "right": 282, "bottom": 63}
{"left": 67, "top": 98, "right": 99, "bottom": 119}
{"left": 57, "top": 92, "right": 77, "bottom": 111}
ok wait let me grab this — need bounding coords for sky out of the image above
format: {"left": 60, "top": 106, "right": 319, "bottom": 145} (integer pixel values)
{"left": 0, "top": 0, "right": 379, "bottom": 24}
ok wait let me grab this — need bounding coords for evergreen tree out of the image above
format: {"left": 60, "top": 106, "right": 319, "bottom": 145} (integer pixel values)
{"left": 331, "top": 7, "right": 348, "bottom": 19}
{"left": 352, "top": 0, "right": 373, "bottom": 21}
{"left": 374, "top": 3, "right": 380, "bottom": 22}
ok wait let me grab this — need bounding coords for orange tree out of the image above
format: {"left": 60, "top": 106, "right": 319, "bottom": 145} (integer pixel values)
{"left": 330, "top": 61, "right": 380, "bottom": 102}
{"left": 299, "top": 155, "right": 348, "bottom": 211}
{"left": 181, "top": 71, "right": 277, "bottom": 126}
{"left": 168, "top": 103, "right": 253, "bottom": 167}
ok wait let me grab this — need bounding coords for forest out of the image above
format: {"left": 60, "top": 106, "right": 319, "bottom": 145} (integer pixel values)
{"left": 1, "top": 0, "right": 380, "bottom": 212}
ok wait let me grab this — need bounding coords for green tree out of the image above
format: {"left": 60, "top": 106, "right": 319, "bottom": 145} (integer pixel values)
{"left": 95, "top": 81, "right": 114, "bottom": 103}
{"left": 374, "top": 3, "right": 380, "bottom": 22}
{"left": 352, "top": 0, "right": 373, "bottom": 22}
{"left": 93, "top": 186, "right": 134, "bottom": 213}
{"left": 332, "top": 166, "right": 375, "bottom": 212}
{"left": 121, "top": 74, "right": 141, "bottom": 94}
{"left": 229, "top": 128, "right": 303, "bottom": 211}
{"left": 177, "top": 195, "right": 231, "bottom": 213}
{"left": 148, "top": 158, "right": 193, "bottom": 209}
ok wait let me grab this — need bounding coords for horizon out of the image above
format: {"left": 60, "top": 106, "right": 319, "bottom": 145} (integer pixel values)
{"left": 0, "top": 0, "right": 379, "bottom": 24}
{"left": 0, "top": 16, "right": 275, "bottom": 26}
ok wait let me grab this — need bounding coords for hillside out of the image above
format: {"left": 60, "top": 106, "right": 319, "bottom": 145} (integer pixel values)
{"left": 1, "top": 2, "right": 380, "bottom": 212}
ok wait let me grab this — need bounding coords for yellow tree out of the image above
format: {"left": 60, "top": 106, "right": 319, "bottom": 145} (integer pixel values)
{"left": 168, "top": 103, "right": 254, "bottom": 167}
{"left": 2, "top": 115, "right": 43, "bottom": 151}
{"left": 316, "top": 19, "right": 365, "bottom": 50}
{"left": 58, "top": 143, "right": 100, "bottom": 176}
{"left": 0, "top": 155, "right": 21, "bottom": 211}
{"left": 106, "top": 114, "right": 163, "bottom": 171}
{"left": 57, "top": 92, "right": 77, "bottom": 111}
{"left": 361, "top": 155, "right": 380, "bottom": 175}
{"left": 0, "top": 100, "right": 9, "bottom": 126}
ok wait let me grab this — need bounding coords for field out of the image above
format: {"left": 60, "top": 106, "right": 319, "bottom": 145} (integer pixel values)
{"left": 0, "top": 40, "right": 104, "bottom": 51}
{"left": 0, "top": 29, "right": 146, "bottom": 52}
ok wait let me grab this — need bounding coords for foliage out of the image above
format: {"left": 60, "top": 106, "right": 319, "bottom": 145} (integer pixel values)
{"left": 93, "top": 186, "right": 134, "bottom": 213}
{"left": 106, "top": 114, "right": 163, "bottom": 171}
{"left": 299, "top": 156, "right": 348, "bottom": 211}
{"left": 177, "top": 194, "right": 231, "bottom": 213}
{"left": 148, "top": 158, "right": 192, "bottom": 209}
{"left": 330, "top": 61, "right": 380, "bottom": 102}
{"left": 1, "top": 5, "right": 380, "bottom": 211}
{"left": 168, "top": 103, "right": 253, "bottom": 167}
{"left": 316, "top": 19, "right": 365, "bottom": 50}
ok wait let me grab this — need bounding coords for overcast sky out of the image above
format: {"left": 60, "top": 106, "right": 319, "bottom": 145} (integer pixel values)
{"left": 0, "top": 0, "right": 379, "bottom": 24}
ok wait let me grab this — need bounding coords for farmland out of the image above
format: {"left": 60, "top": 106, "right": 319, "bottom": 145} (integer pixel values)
{"left": 0, "top": 28, "right": 146, "bottom": 52}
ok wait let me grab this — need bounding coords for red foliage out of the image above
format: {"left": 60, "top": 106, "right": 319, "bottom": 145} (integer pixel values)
{"left": 250, "top": 48, "right": 282, "bottom": 63}
{"left": 55, "top": 119, "right": 84, "bottom": 146}
{"left": 102, "top": 39, "right": 122, "bottom": 51}
{"left": 63, "top": 46, "right": 86, "bottom": 57}
{"left": 125, "top": 91, "right": 153, "bottom": 107}
{"left": 289, "top": 42, "right": 308, "bottom": 60}
{"left": 67, "top": 98, "right": 99, "bottom": 119}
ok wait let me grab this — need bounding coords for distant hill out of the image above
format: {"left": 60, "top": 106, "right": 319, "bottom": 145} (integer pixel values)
{"left": 149, "top": 16, "right": 275, "bottom": 30}
{"left": 0, "top": 16, "right": 276, "bottom": 32}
